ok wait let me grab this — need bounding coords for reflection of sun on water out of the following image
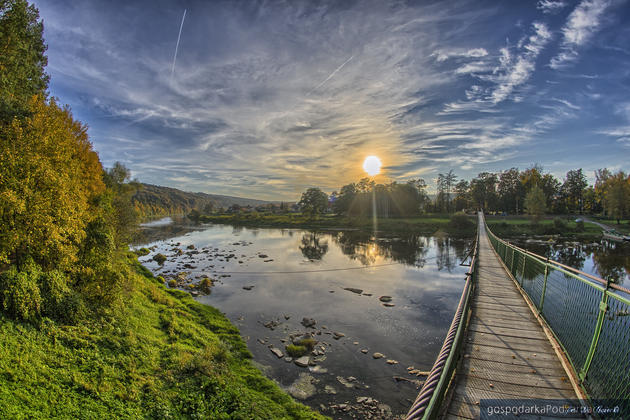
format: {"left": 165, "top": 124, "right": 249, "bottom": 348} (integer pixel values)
{"left": 363, "top": 156, "right": 382, "bottom": 176}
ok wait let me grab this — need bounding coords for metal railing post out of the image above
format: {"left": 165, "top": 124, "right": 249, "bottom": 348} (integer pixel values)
{"left": 519, "top": 253, "right": 526, "bottom": 285}
{"left": 579, "top": 279, "right": 610, "bottom": 382}
{"left": 538, "top": 258, "right": 549, "bottom": 313}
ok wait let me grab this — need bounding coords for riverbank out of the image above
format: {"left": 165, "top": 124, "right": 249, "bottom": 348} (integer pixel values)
{"left": 194, "top": 212, "right": 613, "bottom": 240}
{"left": 196, "top": 213, "right": 477, "bottom": 237}
{"left": 484, "top": 215, "right": 604, "bottom": 240}
{"left": 0, "top": 255, "right": 326, "bottom": 419}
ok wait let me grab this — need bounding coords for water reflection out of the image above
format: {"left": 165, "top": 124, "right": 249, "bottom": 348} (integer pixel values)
{"left": 511, "top": 239, "right": 629, "bottom": 285}
{"left": 299, "top": 233, "right": 329, "bottom": 261}
{"left": 331, "top": 231, "right": 434, "bottom": 267}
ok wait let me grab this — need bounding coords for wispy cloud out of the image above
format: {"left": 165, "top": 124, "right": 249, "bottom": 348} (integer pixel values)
{"left": 489, "top": 22, "right": 552, "bottom": 103}
{"left": 537, "top": 0, "right": 568, "bottom": 14}
{"left": 550, "top": 0, "right": 612, "bottom": 69}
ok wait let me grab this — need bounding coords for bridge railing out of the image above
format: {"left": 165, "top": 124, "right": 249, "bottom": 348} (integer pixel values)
{"left": 405, "top": 224, "right": 479, "bottom": 420}
{"left": 485, "top": 221, "right": 630, "bottom": 410}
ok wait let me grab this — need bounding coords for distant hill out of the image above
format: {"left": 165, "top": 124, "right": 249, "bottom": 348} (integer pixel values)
{"left": 132, "top": 183, "right": 272, "bottom": 218}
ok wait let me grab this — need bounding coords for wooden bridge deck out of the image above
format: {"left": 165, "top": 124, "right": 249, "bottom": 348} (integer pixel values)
{"left": 444, "top": 214, "right": 581, "bottom": 419}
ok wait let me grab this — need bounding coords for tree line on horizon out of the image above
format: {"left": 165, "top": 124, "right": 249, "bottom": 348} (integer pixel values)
{"left": 293, "top": 165, "right": 629, "bottom": 224}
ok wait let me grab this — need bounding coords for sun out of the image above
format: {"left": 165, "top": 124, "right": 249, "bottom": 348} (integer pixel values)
{"left": 363, "top": 156, "right": 382, "bottom": 176}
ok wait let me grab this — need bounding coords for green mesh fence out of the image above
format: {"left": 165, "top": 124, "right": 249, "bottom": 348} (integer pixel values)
{"left": 486, "top": 226, "right": 630, "bottom": 413}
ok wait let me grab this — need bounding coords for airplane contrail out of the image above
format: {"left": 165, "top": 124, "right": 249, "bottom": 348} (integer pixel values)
{"left": 307, "top": 55, "right": 354, "bottom": 95}
{"left": 170, "top": 9, "right": 187, "bottom": 81}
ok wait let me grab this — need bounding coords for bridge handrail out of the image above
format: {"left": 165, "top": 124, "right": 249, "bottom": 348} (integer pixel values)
{"left": 405, "top": 219, "right": 479, "bottom": 420}
{"left": 484, "top": 217, "right": 630, "bottom": 411}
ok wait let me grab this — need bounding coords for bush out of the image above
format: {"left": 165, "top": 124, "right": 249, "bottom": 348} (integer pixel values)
{"left": 153, "top": 253, "right": 167, "bottom": 265}
{"left": 168, "top": 279, "right": 177, "bottom": 288}
{"left": 38, "top": 270, "right": 70, "bottom": 319}
{"left": 553, "top": 218, "right": 567, "bottom": 231}
{"left": 575, "top": 220, "right": 585, "bottom": 232}
{"left": 448, "top": 212, "right": 475, "bottom": 231}
{"left": 285, "top": 344, "right": 307, "bottom": 357}
{"left": 134, "top": 247, "right": 150, "bottom": 256}
{"left": 0, "top": 268, "right": 42, "bottom": 322}
{"left": 296, "top": 338, "right": 317, "bottom": 351}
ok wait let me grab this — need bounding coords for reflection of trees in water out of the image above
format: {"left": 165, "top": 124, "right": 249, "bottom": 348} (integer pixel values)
{"left": 434, "top": 236, "right": 469, "bottom": 272}
{"left": 592, "top": 242, "right": 630, "bottom": 285}
{"left": 132, "top": 223, "right": 198, "bottom": 245}
{"left": 299, "top": 233, "right": 329, "bottom": 260}
{"left": 512, "top": 239, "right": 629, "bottom": 285}
{"left": 330, "top": 231, "right": 430, "bottom": 267}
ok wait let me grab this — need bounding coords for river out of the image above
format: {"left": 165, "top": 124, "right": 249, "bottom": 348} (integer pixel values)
{"left": 133, "top": 217, "right": 472, "bottom": 418}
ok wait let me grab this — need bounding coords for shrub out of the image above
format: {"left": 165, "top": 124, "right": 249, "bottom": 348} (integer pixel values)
{"left": 153, "top": 253, "right": 167, "bottom": 265}
{"left": 0, "top": 268, "right": 42, "bottom": 322}
{"left": 575, "top": 220, "right": 585, "bottom": 232}
{"left": 285, "top": 344, "right": 307, "bottom": 357}
{"left": 448, "top": 212, "right": 474, "bottom": 231}
{"left": 198, "top": 278, "right": 212, "bottom": 294}
{"left": 168, "top": 279, "right": 177, "bottom": 288}
{"left": 553, "top": 218, "right": 567, "bottom": 231}
{"left": 38, "top": 270, "right": 70, "bottom": 319}
{"left": 134, "top": 247, "right": 150, "bottom": 256}
{"left": 296, "top": 338, "right": 317, "bottom": 351}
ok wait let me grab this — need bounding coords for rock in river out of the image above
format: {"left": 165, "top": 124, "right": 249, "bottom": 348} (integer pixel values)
{"left": 294, "top": 356, "right": 311, "bottom": 367}
{"left": 379, "top": 296, "right": 393, "bottom": 302}
{"left": 270, "top": 347, "right": 284, "bottom": 358}
{"left": 301, "top": 317, "right": 316, "bottom": 328}
{"left": 373, "top": 352, "right": 385, "bottom": 359}
{"left": 333, "top": 332, "right": 345, "bottom": 339}
{"left": 287, "top": 373, "right": 318, "bottom": 400}
{"left": 343, "top": 287, "right": 363, "bottom": 294}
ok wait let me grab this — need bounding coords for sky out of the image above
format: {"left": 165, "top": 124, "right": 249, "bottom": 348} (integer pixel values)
{"left": 35, "top": 0, "right": 630, "bottom": 200}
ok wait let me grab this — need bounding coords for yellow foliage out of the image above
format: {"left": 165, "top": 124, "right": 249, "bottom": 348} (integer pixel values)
{"left": 0, "top": 95, "right": 105, "bottom": 268}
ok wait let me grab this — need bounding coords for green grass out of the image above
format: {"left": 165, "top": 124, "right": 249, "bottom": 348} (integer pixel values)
{"left": 485, "top": 215, "right": 603, "bottom": 239}
{"left": 197, "top": 213, "right": 471, "bottom": 236}
{"left": 0, "top": 259, "right": 326, "bottom": 419}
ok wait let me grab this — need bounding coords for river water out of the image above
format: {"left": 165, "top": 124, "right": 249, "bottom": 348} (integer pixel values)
{"left": 133, "top": 218, "right": 472, "bottom": 418}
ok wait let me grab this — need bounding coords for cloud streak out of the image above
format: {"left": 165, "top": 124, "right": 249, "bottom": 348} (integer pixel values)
{"left": 171, "top": 9, "right": 187, "bottom": 81}
{"left": 550, "top": 0, "right": 611, "bottom": 69}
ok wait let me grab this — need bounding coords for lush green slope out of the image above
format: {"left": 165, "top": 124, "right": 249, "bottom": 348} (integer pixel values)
{"left": 0, "top": 257, "right": 326, "bottom": 420}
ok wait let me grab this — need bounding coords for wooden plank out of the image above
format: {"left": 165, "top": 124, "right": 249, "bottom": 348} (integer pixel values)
{"left": 464, "top": 331, "right": 555, "bottom": 353}
{"left": 446, "top": 398, "right": 478, "bottom": 419}
{"left": 458, "top": 364, "right": 573, "bottom": 390}
{"left": 462, "top": 357, "right": 569, "bottom": 378}
{"left": 450, "top": 392, "right": 585, "bottom": 419}
{"left": 454, "top": 375, "right": 576, "bottom": 399}
{"left": 469, "top": 314, "right": 542, "bottom": 331}
{"left": 472, "top": 308, "right": 538, "bottom": 323}
{"left": 463, "top": 343, "right": 563, "bottom": 365}
{"left": 467, "top": 321, "right": 549, "bottom": 340}
{"left": 476, "top": 295, "right": 529, "bottom": 306}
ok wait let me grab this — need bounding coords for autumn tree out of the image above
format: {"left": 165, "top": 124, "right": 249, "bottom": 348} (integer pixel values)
{"left": 524, "top": 185, "right": 547, "bottom": 223}
{"left": 0, "top": 96, "right": 105, "bottom": 269}
{"left": 602, "top": 171, "right": 630, "bottom": 224}
{"left": 0, "top": 0, "right": 49, "bottom": 121}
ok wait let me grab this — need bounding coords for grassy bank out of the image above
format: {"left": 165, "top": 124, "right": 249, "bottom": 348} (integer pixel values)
{"left": 196, "top": 213, "right": 477, "bottom": 237}
{"left": 0, "top": 255, "right": 326, "bottom": 419}
{"left": 195, "top": 212, "right": 613, "bottom": 241}
{"left": 485, "top": 215, "right": 603, "bottom": 240}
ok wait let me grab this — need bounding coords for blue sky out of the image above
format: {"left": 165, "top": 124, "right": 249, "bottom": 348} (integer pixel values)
{"left": 35, "top": 0, "right": 630, "bottom": 200}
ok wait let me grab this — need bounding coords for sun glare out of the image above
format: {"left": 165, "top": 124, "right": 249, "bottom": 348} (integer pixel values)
{"left": 363, "top": 156, "right": 382, "bottom": 176}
